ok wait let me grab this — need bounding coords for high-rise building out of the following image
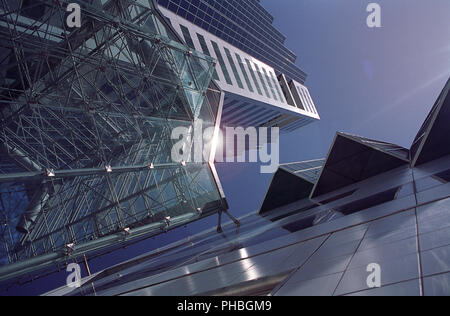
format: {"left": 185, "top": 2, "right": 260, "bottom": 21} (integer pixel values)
{"left": 156, "top": 0, "right": 308, "bottom": 85}
{"left": 155, "top": 0, "right": 320, "bottom": 133}
{"left": 44, "top": 78, "right": 450, "bottom": 296}
{"left": 0, "top": 0, "right": 230, "bottom": 282}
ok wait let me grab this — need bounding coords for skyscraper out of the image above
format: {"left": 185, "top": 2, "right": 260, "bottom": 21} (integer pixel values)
{"left": 155, "top": 0, "right": 308, "bottom": 84}
{"left": 0, "top": 0, "right": 229, "bottom": 281}
{"left": 44, "top": 78, "right": 450, "bottom": 296}
{"left": 155, "top": 0, "right": 320, "bottom": 133}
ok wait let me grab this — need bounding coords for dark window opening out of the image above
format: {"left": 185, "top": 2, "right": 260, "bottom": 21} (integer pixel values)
{"left": 281, "top": 187, "right": 399, "bottom": 233}
{"left": 282, "top": 210, "right": 344, "bottom": 233}
{"left": 282, "top": 215, "right": 316, "bottom": 233}
{"left": 335, "top": 187, "right": 399, "bottom": 216}
{"left": 433, "top": 169, "right": 450, "bottom": 183}
{"left": 317, "top": 189, "right": 358, "bottom": 205}
{"left": 269, "top": 204, "right": 317, "bottom": 222}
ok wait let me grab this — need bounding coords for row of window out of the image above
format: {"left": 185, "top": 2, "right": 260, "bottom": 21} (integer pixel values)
{"left": 287, "top": 82, "right": 317, "bottom": 115}
{"left": 157, "top": 0, "right": 288, "bottom": 56}
{"left": 156, "top": 0, "right": 307, "bottom": 84}
{"left": 295, "top": 85, "right": 317, "bottom": 115}
{"left": 178, "top": 22, "right": 288, "bottom": 105}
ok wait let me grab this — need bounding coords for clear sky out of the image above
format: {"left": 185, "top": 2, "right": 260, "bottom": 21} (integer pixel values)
{"left": 218, "top": 0, "right": 450, "bottom": 219}
{"left": 2, "top": 0, "right": 450, "bottom": 295}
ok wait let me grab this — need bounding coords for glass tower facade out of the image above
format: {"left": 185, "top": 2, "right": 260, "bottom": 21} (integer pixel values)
{"left": 155, "top": 0, "right": 308, "bottom": 84}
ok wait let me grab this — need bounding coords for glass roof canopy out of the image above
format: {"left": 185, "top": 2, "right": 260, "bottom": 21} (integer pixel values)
{"left": 0, "top": 0, "right": 227, "bottom": 281}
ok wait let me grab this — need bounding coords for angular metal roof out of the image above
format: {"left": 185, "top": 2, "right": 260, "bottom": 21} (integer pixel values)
{"left": 260, "top": 159, "right": 325, "bottom": 215}
{"left": 411, "top": 78, "right": 450, "bottom": 167}
{"left": 310, "top": 132, "right": 410, "bottom": 199}
{"left": 279, "top": 159, "right": 325, "bottom": 184}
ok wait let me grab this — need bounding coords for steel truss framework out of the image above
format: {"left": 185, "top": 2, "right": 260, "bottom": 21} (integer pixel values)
{"left": 0, "top": 0, "right": 227, "bottom": 281}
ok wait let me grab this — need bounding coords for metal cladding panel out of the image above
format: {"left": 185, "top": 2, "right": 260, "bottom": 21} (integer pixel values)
{"left": 40, "top": 159, "right": 450, "bottom": 296}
